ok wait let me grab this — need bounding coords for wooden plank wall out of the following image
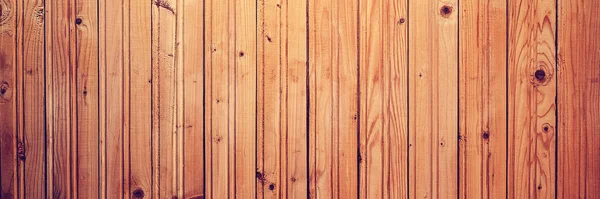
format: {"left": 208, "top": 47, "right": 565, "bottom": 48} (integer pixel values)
{"left": 0, "top": 0, "right": 599, "bottom": 198}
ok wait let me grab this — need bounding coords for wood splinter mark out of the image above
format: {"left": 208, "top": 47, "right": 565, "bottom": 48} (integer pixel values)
{"left": 154, "top": 0, "right": 175, "bottom": 14}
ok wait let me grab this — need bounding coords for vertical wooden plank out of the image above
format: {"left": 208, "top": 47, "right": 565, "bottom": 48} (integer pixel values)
{"left": 383, "top": 0, "right": 409, "bottom": 197}
{"left": 128, "top": 0, "right": 152, "bottom": 197}
{"left": 558, "top": 0, "right": 600, "bottom": 198}
{"left": 459, "top": 0, "right": 507, "bottom": 198}
{"left": 75, "top": 0, "right": 100, "bottom": 196}
{"left": 204, "top": 0, "right": 234, "bottom": 197}
{"left": 182, "top": 0, "right": 204, "bottom": 198}
{"left": 152, "top": 0, "right": 177, "bottom": 197}
{"left": 257, "top": 0, "right": 308, "bottom": 198}
{"left": 283, "top": 0, "right": 308, "bottom": 198}
{"left": 235, "top": 0, "right": 257, "bottom": 196}
{"left": 45, "top": 0, "right": 76, "bottom": 197}
{"left": 21, "top": 0, "right": 45, "bottom": 197}
{"left": 359, "top": 0, "right": 408, "bottom": 197}
{"left": 257, "top": 0, "right": 282, "bottom": 196}
{"left": 308, "top": 0, "right": 359, "bottom": 198}
{"left": 359, "top": 0, "right": 385, "bottom": 196}
{"left": 408, "top": 0, "right": 458, "bottom": 198}
{"left": 99, "top": 0, "right": 124, "bottom": 196}
{"left": 0, "top": 0, "right": 18, "bottom": 197}
{"left": 508, "top": 0, "right": 556, "bottom": 197}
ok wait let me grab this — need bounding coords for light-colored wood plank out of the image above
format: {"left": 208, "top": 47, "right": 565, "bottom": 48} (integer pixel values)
{"left": 99, "top": 0, "right": 125, "bottom": 197}
{"left": 21, "top": 0, "right": 46, "bottom": 197}
{"left": 459, "top": 0, "right": 507, "bottom": 198}
{"left": 204, "top": 0, "right": 234, "bottom": 197}
{"left": 257, "top": 0, "right": 283, "bottom": 197}
{"left": 181, "top": 0, "right": 204, "bottom": 198}
{"left": 128, "top": 0, "right": 153, "bottom": 197}
{"left": 151, "top": 0, "right": 178, "bottom": 197}
{"left": 235, "top": 0, "right": 257, "bottom": 197}
{"left": 257, "top": 0, "right": 308, "bottom": 198}
{"left": 508, "top": 0, "right": 556, "bottom": 197}
{"left": 75, "top": 0, "right": 100, "bottom": 197}
{"left": 309, "top": 0, "right": 359, "bottom": 198}
{"left": 359, "top": 0, "right": 385, "bottom": 196}
{"left": 408, "top": 0, "right": 458, "bottom": 198}
{"left": 0, "top": 0, "right": 18, "bottom": 197}
{"left": 558, "top": 0, "right": 600, "bottom": 197}
{"left": 283, "top": 0, "right": 308, "bottom": 198}
{"left": 359, "top": 0, "right": 408, "bottom": 197}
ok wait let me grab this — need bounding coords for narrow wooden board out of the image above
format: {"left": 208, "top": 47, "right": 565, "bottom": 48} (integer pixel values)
{"left": 204, "top": 0, "right": 234, "bottom": 198}
{"left": 257, "top": 0, "right": 308, "bottom": 198}
{"left": 181, "top": 0, "right": 205, "bottom": 198}
{"left": 558, "top": 0, "right": 600, "bottom": 197}
{"left": 508, "top": 0, "right": 556, "bottom": 198}
{"left": 359, "top": 0, "right": 408, "bottom": 197}
{"left": 308, "top": 0, "right": 359, "bottom": 198}
{"left": 459, "top": 0, "right": 507, "bottom": 198}
{"left": 234, "top": 0, "right": 257, "bottom": 197}
{"left": 408, "top": 0, "right": 459, "bottom": 198}
{"left": 46, "top": 0, "right": 77, "bottom": 196}
{"left": 21, "top": 0, "right": 46, "bottom": 197}
{"left": 152, "top": 0, "right": 178, "bottom": 197}
{"left": 0, "top": 0, "right": 18, "bottom": 197}
{"left": 75, "top": 0, "right": 101, "bottom": 196}
{"left": 99, "top": 0, "right": 125, "bottom": 197}
{"left": 128, "top": 0, "right": 153, "bottom": 197}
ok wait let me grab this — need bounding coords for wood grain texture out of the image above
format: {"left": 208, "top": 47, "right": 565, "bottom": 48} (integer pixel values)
{"left": 558, "top": 0, "right": 600, "bottom": 198}
{"left": 0, "top": 0, "right": 18, "bottom": 197}
{"left": 459, "top": 0, "right": 507, "bottom": 198}
{"left": 127, "top": 0, "right": 153, "bottom": 197}
{"left": 359, "top": 0, "right": 408, "bottom": 197}
{"left": 234, "top": 0, "right": 257, "bottom": 197}
{"left": 99, "top": 0, "right": 124, "bottom": 197}
{"left": 5, "top": 0, "right": 600, "bottom": 198}
{"left": 21, "top": 0, "right": 46, "bottom": 197}
{"left": 308, "top": 0, "right": 359, "bottom": 198}
{"left": 181, "top": 0, "right": 204, "bottom": 198}
{"left": 204, "top": 0, "right": 234, "bottom": 197}
{"left": 508, "top": 0, "right": 556, "bottom": 198}
{"left": 45, "top": 0, "right": 77, "bottom": 197}
{"left": 152, "top": 0, "right": 178, "bottom": 197}
{"left": 257, "top": 0, "right": 308, "bottom": 198}
{"left": 75, "top": 0, "right": 100, "bottom": 196}
{"left": 408, "top": 0, "right": 459, "bottom": 198}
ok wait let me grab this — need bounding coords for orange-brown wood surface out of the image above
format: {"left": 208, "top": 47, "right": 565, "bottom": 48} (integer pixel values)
{"left": 1, "top": 0, "right": 599, "bottom": 198}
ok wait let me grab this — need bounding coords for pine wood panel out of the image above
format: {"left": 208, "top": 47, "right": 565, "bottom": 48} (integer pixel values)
{"left": 459, "top": 0, "right": 507, "bottom": 198}
{"left": 3, "top": 0, "right": 600, "bottom": 198}
{"left": 408, "top": 0, "right": 459, "bottom": 198}
{"left": 128, "top": 0, "right": 153, "bottom": 197}
{"left": 508, "top": 0, "right": 556, "bottom": 198}
{"left": 19, "top": 0, "right": 46, "bottom": 197}
{"left": 558, "top": 0, "right": 600, "bottom": 198}
{"left": 0, "top": 0, "right": 18, "bottom": 197}
{"left": 308, "top": 0, "right": 359, "bottom": 198}
{"left": 257, "top": 0, "right": 308, "bottom": 198}
{"left": 204, "top": 0, "right": 234, "bottom": 197}
{"left": 181, "top": 0, "right": 204, "bottom": 198}
{"left": 99, "top": 0, "right": 124, "bottom": 197}
{"left": 358, "top": 0, "right": 408, "bottom": 197}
